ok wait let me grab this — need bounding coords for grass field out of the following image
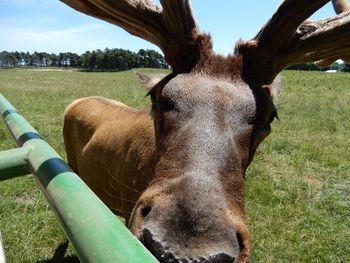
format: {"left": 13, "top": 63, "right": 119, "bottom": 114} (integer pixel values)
{"left": 0, "top": 68, "right": 349, "bottom": 262}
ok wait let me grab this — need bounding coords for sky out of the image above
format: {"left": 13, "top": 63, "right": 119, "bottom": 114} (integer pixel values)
{"left": 0, "top": 0, "right": 336, "bottom": 56}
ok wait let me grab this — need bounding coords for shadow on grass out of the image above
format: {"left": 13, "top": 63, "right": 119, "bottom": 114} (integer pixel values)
{"left": 37, "top": 241, "right": 80, "bottom": 263}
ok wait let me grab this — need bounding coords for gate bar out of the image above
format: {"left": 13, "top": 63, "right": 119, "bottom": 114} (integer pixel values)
{"left": 0, "top": 94, "right": 158, "bottom": 263}
{"left": 0, "top": 147, "right": 31, "bottom": 181}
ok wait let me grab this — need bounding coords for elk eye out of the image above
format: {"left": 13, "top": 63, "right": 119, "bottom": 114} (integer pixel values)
{"left": 148, "top": 90, "right": 159, "bottom": 114}
{"left": 141, "top": 206, "right": 152, "bottom": 218}
{"left": 159, "top": 97, "right": 175, "bottom": 112}
{"left": 151, "top": 102, "right": 159, "bottom": 112}
{"left": 149, "top": 102, "right": 158, "bottom": 119}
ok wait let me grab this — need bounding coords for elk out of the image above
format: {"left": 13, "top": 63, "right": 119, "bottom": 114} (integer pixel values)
{"left": 61, "top": 0, "right": 350, "bottom": 262}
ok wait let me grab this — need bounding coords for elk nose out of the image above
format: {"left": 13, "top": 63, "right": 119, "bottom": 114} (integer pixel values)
{"left": 141, "top": 228, "right": 236, "bottom": 263}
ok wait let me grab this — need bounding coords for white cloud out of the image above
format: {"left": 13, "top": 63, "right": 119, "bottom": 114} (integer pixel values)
{"left": 0, "top": 23, "right": 158, "bottom": 54}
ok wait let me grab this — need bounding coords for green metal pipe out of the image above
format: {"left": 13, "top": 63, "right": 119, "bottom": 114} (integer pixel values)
{"left": 0, "top": 147, "right": 31, "bottom": 181}
{"left": 0, "top": 94, "right": 158, "bottom": 263}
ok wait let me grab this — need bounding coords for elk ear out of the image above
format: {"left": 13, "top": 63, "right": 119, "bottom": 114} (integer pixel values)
{"left": 136, "top": 72, "right": 167, "bottom": 92}
{"left": 265, "top": 74, "right": 283, "bottom": 101}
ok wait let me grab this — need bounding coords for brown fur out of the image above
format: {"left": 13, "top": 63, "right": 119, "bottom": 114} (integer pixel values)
{"left": 64, "top": 96, "right": 158, "bottom": 219}
{"left": 168, "top": 33, "right": 244, "bottom": 82}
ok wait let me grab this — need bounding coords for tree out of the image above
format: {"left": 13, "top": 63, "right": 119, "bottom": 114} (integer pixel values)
{"left": 286, "top": 63, "right": 320, "bottom": 71}
{"left": 0, "top": 48, "right": 168, "bottom": 70}
{"left": 24, "top": 52, "right": 33, "bottom": 66}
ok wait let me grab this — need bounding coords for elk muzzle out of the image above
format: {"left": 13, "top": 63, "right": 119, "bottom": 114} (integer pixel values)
{"left": 129, "top": 176, "right": 251, "bottom": 263}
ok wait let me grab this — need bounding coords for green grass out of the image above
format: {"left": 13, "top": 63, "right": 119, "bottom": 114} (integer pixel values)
{"left": 0, "top": 69, "right": 349, "bottom": 262}
{"left": 247, "top": 71, "right": 350, "bottom": 262}
{"left": 0, "top": 68, "right": 162, "bottom": 263}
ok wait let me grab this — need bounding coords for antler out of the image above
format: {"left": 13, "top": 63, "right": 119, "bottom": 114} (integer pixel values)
{"left": 332, "top": 0, "right": 350, "bottom": 13}
{"left": 317, "top": 0, "right": 350, "bottom": 66}
{"left": 238, "top": 0, "right": 350, "bottom": 86}
{"left": 60, "top": 0, "right": 202, "bottom": 73}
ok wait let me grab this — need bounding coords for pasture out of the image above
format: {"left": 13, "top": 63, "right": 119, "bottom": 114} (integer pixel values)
{"left": 0, "top": 68, "right": 349, "bottom": 262}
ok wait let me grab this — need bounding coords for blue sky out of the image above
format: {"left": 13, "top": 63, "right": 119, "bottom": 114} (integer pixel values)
{"left": 0, "top": 0, "right": 335, "bottom": 55}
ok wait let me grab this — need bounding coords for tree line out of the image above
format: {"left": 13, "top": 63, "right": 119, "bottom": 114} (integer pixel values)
{"left": 287, "top": 62, "right": 350, "bottom": 72}
{"left": 1, "top": 49, "right": 349, "bottom": 72}
{"left": 0, "top": 48, "right": 168, "bottom": 71}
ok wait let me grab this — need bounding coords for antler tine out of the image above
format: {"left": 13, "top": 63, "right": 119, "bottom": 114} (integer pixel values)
{"left": 254, "top": 0, "right": 329, "bottom": 52}
{"left": 316, "top": 0, "right": 350, "bottom": 66}
{"left": 237, "top": 0, "right": 329, "bottom": 85}
{"left": 161, "top": 0, "right": 198, "bottom": 37}
{"left": 159, "top": 0, "right": 203, "bottom": 72}
{"left": 332, "top": 0, "right": 350, "bottom": 14}
{"left": 60, "top": 0, "right": 163, "bottom": 46}
{"left": 289, "top": 12, "right": 350, "bottom": 59}
{"left": 238, "top": 0, "right": 350, "bottom": 86}
{"left": 60, "top": 0, "right": 201, "bottom": 72}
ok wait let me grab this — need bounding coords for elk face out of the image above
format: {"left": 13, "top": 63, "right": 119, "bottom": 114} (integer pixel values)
{"left": 61, "top": 0, "right": 350, "bottom": 262}
{"left": 128, "top": 72, "right": 279, "bottom": 263}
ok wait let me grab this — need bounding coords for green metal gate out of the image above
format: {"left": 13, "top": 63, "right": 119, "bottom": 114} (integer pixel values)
{"left": 0, "top": 93, "right": 158, "bottom": 263}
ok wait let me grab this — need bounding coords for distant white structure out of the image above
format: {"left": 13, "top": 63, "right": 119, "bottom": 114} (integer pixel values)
{"left": 324, "top": 70, "right": 337, "bottom": 73}
{"left": 0, "top": 231, "right": 5, "bottom": 263}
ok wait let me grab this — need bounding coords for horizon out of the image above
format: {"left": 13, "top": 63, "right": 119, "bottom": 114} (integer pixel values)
{"left": 0, "top": 48, "right": 163, "bottom": 56}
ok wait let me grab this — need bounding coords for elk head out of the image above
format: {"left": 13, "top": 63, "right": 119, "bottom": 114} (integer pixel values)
{"left": 60, "top": 0, "right": 350, "bottom": 262}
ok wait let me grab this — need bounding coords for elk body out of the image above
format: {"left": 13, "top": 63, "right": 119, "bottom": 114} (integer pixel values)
{"left": 61, "top": 1, "right": 350, "bottom": 262}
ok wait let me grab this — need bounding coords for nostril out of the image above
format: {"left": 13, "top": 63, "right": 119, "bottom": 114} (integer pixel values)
{"left": 209, "top": 253, "right": 235, "bottom": 263}
{"left": 236, "top": 232, "right": 244, "bottom": 252}
{"left": 141, "top": 206, "right": 152, "bottom": 218}
{"left": 140, "top": 228, "right": 237, "bottom": 263}
{"left": 141, "top": 228, "right": 170, "bottom": 262}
